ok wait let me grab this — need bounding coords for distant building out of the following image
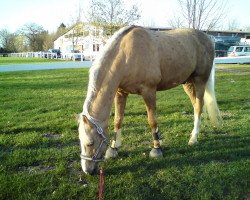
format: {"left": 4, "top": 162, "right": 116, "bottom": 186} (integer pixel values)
{"left": 150, "top": 27, "right": 250, "bottom": 57}
{"left": 207, "top": 30, "right": 250, "bottom": 57}
{"left": 54, "top": 23, "right": 107, "bottom": 59}
{"left": 240, "top": 35, "right": 250, "bottom": 44}
{"left": 54, "top": 24, "right": 250, "bottom": 58}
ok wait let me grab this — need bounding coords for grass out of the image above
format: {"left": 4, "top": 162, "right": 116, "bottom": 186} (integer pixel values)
{"left": 216, "top": 63, "right": 250, "bottom": 71}
{"left": 0, "top": 64, "right": 249, "bottom": 200}
{"left": 0, "top": 57, "right": 64, "bottom": 65}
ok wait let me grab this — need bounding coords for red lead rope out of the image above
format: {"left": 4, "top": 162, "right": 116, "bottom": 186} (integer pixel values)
{"left": 98, "top": 167, "right": 105, "bottom": 200}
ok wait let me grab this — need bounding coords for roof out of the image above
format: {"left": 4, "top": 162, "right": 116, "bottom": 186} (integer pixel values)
{"left": 208, "top": 29, "right": 250, "bottom": 34}
{"left": 147, "top": 26, "right": 250, "bottom": 35}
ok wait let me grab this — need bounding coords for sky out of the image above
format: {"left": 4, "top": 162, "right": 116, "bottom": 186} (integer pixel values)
{"left": 0, "top": 0, "right": 249, "bottom": 33}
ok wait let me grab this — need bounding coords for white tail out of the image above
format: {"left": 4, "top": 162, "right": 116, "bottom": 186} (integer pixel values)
{"left": 204, "top": 63, "right": 222, "bottom": 127}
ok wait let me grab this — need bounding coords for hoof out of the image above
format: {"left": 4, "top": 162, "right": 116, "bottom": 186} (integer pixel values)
{"left": 105, "top": 147, "right": 118, "bottom": 159}
{"left": 149, "top": 148, "right": 163, "bottom": 158}
{"left": 188, "top": 138, "right": 198, "bottom": 146}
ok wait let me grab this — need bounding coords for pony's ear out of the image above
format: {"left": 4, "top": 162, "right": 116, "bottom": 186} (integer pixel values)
{"left": 83, "top": 115, "right": 88, "bottom": 123}
{"left": 82, "top": 115, "right": 93, "bottom": 127}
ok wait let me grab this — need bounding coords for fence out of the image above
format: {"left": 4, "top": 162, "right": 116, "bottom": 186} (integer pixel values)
{"left": 215, "top": 56, "right": 250, "bottom": 64}
{"left": 6, "top": 52, "right": 250, "bottom": 64}
{"left": 10, "top": 52, "right": 57, "bottom": 59}
{"left": 8, "top": 52, "right": 90, "bottom": 62}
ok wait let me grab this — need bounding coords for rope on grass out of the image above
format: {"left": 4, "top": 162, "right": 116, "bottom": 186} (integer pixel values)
{"left": 98, "top": 166, "right": 105, "bottom": 200}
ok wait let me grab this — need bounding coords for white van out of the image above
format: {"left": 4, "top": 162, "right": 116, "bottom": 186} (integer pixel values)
{"left": 227, "top": 45, "right": 250, "bottom": 57}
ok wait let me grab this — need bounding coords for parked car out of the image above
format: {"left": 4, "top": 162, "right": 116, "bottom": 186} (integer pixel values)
{"left": 70, "top": 50, "right": 85, "bottom": 61}
{"left": 41, "top": 51, "right": 49, "bottom": 58}
{"left": 48, "top": 49, "right": 61, "bottom": 58}
{"left": 227, "top": 45, "right": 250, "bottom": 57}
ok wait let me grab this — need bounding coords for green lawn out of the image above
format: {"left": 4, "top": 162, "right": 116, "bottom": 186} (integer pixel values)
{"left": 0, "top": 65, "right": 249, "bottom": 200}
{"left": 0, "top": 57, "right": 64, "bottom": 65}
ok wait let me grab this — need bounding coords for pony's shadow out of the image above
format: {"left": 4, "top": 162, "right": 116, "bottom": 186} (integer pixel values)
{"left": 105, "top": 134, "right": 249, "bottom": 176}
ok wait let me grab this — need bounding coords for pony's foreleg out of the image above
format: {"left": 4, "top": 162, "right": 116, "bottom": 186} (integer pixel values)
{"left": 142, "top": 89, "right": 163, "bottom": 158}
{"left": 105, "top": 90, "right": 128, "bottom": 159}
{"left": 113, "top": 90, "right": 128, "bottom": 148}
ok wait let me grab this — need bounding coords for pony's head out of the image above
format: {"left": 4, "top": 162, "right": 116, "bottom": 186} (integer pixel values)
{"left": 78, "top": 114, "right": 108, "bottom": 175}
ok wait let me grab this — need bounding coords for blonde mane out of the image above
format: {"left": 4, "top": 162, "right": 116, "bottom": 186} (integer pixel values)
{"left": 83, "top": 26, "right": 135, "bottom": 113}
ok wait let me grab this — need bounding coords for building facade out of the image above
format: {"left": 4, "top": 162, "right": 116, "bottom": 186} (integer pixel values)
{"left": 55, "top": 24, "right": 250, "bottom": 59}
{"left": 54, "top": 23, "right": 107, "bottom": 59}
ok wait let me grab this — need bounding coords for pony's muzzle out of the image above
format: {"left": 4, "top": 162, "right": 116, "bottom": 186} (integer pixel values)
{"left": 81, "top": 159, "right": 99, "bottom": 175}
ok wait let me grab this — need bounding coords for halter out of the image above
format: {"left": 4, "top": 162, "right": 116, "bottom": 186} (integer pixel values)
{"left": 80, "top": 112, "right": 109, "bottom": 163}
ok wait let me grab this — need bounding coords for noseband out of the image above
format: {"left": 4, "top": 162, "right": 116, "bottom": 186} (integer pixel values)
{"left": 80, "top": 112, "right": 109, "bottom": 163}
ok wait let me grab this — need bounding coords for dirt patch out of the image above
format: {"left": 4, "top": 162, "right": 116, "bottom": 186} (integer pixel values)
{"left": 18, "top": 165, "right": 56, "bottom": 174}
{"left": 43, "top": 132, "right": 62, "bottom": 139}
{"left": 243, "top": 100, "right": 250, "bottom": 105}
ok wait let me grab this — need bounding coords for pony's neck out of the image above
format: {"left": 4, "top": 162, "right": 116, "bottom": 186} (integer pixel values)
{"left": 83, "top": 26, "right": 134, "bottom": 125}
{"left": 84, "top": 63, "right": 120, "bottom": 124}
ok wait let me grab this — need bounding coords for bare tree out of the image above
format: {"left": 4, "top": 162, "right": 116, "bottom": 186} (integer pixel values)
{"left": 244, "top": 26, "right": 250, "bottom": 31}
{"left": 88, "top": 0, "right": 141, "bottom": 35}
{"left": 170, "top": 0, "right": 228, "bottom": 30}
{"left": 42, "top": 34, "right": 54, "bottom": 51}
{"left": 66, "top": 18, "right": 85, "bottom": 51}
{"left": 169, "top": 16, "right": 184, "bottom": 29}
{"left": 13, "top": 35, "right": 28, "bottom": 52}
{"left": 227, "top": 19, "right": 240, "bottom": 31}
{"left": 42, "top": 23, "right": 67, "bottom": 51}
{"left": 0, "top": 29, "right": 19, "bottom": 52}
{"left": 0, "top": 29, "right": 12, "bottom": 50}
{"left": 19, "top": 23, "right": 48, "bottom": 51}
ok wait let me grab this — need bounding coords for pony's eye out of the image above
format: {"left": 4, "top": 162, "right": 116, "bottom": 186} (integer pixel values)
{"left": 87, "top": 141, "right": 94, "bottom": 147}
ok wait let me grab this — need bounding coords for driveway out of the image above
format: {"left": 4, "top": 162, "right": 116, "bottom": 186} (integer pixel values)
{"left": 0, "top": 61, "right": 92, "bottom": 72}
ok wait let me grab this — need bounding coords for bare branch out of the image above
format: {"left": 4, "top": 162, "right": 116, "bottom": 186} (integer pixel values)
{"left": 172, "top": 0, "right": 228, "bottom": 30}
{"left": 87, "top": 0, "right": 140, "bottom": 35}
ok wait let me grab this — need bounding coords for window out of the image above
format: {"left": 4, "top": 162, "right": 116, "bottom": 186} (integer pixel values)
{"left": 95, "top": 30, "right": 100, "bottom": 36}
{"left": 93, "top": 44, "right": 100, "bottom": 52}
{"left": 244, "top": 47, "right": 250, "bottom": 52}
{"left": 235, "top": 47, "right": 243, "bottom": 52}
{"left": 228, "top": 46, "right": 234, "bottom": 52}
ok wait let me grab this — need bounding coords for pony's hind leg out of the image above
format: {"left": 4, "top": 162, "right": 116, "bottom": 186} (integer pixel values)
{"left": 105, "top": 90, "right": 128, "bottom": 159}
{"left": 183, "top": 78, "right": 205, "bottom": 145}
{"left": 142, "top": 88, "right": 163, "bottom": 158}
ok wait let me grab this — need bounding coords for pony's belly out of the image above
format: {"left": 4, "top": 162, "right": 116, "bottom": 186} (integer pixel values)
{"left": 119, "top": 85, "right": 148, "bottom": 95}
{"left": 156, "top": 71, "right": 192, "bottom": 91}
{"left": 156, "top": 80, "right": 183, "bottom": 91}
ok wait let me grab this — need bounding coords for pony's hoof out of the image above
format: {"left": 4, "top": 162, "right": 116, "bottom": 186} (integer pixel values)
{"left": 188, "top": 138, "right": 198, "bottom": 146}
{"left": 105, "top": 147, "right": 118, "bottom": 159}
{"left": 149, "top": 148, "right": 163, "bottom": 158}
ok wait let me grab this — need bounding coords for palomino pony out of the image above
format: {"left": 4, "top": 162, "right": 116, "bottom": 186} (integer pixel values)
{"left": 78, "top": 26, "right": 221, "bottom": 174}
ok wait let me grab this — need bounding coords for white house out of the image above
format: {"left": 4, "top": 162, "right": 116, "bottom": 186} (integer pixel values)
{"left": 240, "top": 35, "right": 250, "bottom": 45}
{"left": 54, "top": 23, "right": 107, "bottom": 59}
